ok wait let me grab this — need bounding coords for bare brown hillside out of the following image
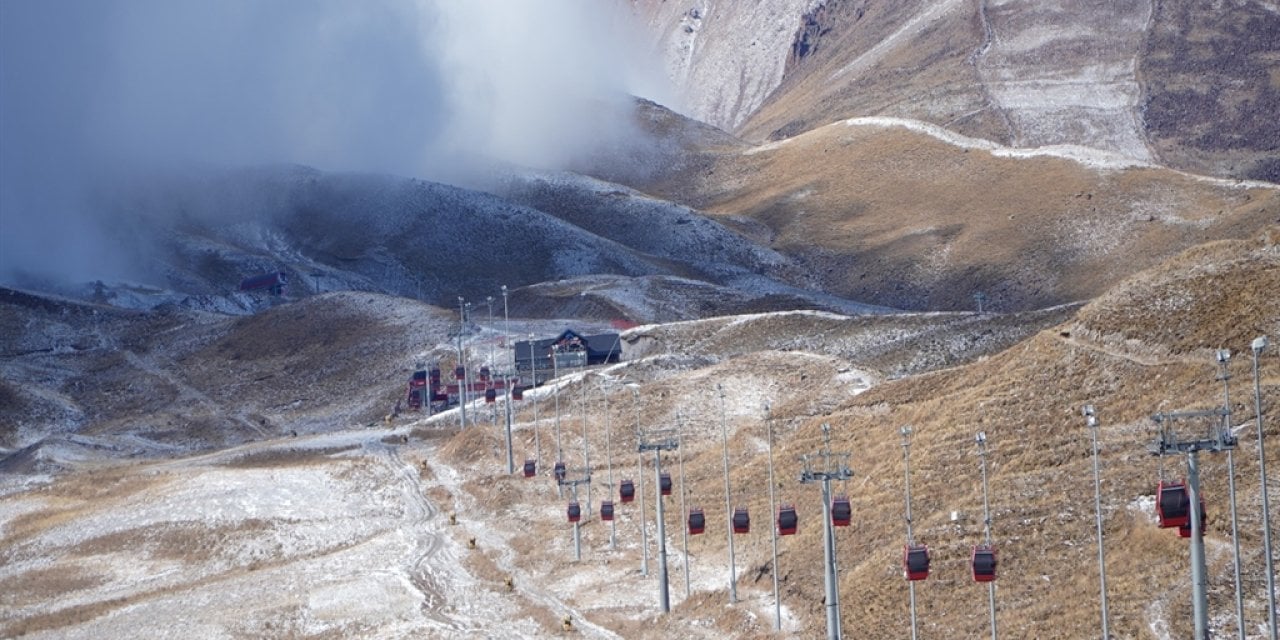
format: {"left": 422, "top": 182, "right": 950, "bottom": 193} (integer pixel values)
{"left": 430, "top": 229, "right": 1277, "bottom": 638}
{"left": 635, "top": 117, "right": 1279, "bottom": 313}
{"left": 1, "top": 232, "right": 1276, "bottom": 638}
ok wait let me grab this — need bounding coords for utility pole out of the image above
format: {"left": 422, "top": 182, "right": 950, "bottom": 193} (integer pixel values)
{"left": 1150, "top": 408, "right": 1237, "bottom": 640}
{"left": 799, "top": 423, "right": 852, "bottom": 640}
{"left": 529, "top": 334, "right": 540, "bottom": 469}
{"left": 766, "top": 403, "right": 781, "bottom": 631}
{"left": 501, "top": 287, "right": 513, "bottom": 474}
{"left": 677, "top": 416, "right": 691, "bottom": 598}
{"left": 603, "top": 383, "right": 616, "bottom": 550}
{"left": 1253, "top": 335, "right": 1277, "bottom": 640}
{"left": 562, "top": 472, "right": 591, "bottom": 561}
{"left": 1216, "top": 350, "right": 1246, "bottom": 640}
{"left": 1082, "top": 407, "right": 1110, "bottom": 640}
{"left": 639, "top": 429, "right": 679, "bottom": 613}
{"left": 719, "top": 385, "right": 738, "bottom": 603}
{"left": 977, "top": 431, "right": 997, "bottom": 640}
{"left": 486, "top": 295, "right": 495, "bottom": 426}
{"left": 634, "top": 389, "right": 649, "bottom": 577}
{"left": 554, "top": 347, "right": 563, "bottom": 463}
{"left": 456, "top": 297, "right": 468, "bottom": 432}
{"left": 902, "top": 426, "right": 919, "bottom": 640}
{"left": 582, "top": 370, "right": 591, "bottom": 517}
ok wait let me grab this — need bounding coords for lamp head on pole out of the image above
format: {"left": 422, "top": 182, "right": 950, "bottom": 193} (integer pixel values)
{"left": 976, "top": 431, "right": 987, "bottom": 445}
{"left": 1254, "top": 335, "right": 1270, "bottom": 354}
{"left": 1216, "top": 349, "right": 1231, "bottom": 363}
{"left": 1082, "top": 404, "right": 1095, "bottom": 417}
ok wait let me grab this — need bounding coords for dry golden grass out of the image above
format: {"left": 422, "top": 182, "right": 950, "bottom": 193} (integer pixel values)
{"left": 638, "top": 117, "right": 1278, "bottom": 313}
{"left": 434, "top": 232, "right": 1278, "bottom": 638}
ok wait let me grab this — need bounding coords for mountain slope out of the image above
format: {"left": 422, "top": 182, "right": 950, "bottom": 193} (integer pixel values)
{"left": 628, "top": 114, "right": 1280, "bottom": 312}
{"left": 633, "top": 0, "right": 1280, "bottom": 180}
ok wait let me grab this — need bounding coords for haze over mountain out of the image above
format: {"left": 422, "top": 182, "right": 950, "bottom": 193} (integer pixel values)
{"left": 1, "top": 1, "right": 1278, "bottom": 638}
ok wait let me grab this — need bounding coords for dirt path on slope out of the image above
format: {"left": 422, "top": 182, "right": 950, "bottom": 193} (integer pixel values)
{"left": 426, "top": 453, "right": 623, "bottom": 639}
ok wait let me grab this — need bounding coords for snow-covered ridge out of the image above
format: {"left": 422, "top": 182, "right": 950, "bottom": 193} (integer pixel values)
{"left": 745, "top": 116, "right": 1278, "bottom": 189}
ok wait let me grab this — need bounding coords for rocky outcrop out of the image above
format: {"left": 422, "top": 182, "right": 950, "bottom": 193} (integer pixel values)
{"left": 631, "top": 0, "right": 826, "bottom": 131}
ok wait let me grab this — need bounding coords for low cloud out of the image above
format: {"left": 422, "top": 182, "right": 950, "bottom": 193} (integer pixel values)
{"left": 0, "top": 0, "right": 669, "bottom": 285}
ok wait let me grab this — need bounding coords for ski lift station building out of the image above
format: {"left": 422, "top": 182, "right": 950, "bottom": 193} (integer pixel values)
{"left": 513, "top": 329, "right": 621, "bottom": 384}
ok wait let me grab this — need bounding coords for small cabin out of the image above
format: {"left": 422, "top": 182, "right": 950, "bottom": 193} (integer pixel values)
{"left": 513, "top": 329, "right": 622, "bottom": 383}
{"left": 238, "top": 271, "right": 288, "bottom": 295}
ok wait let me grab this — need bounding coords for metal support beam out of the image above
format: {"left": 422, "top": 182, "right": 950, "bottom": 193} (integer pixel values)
{"left": 799, "top": 424, "right": 852, "bottom": 640}
{"left": 1083, "top": 407, "right": 1110, "bottom": 640}
{"left": 1150, "top": 408, "right": 1236, "bottom": 640}
{"left": 639, "top": 431, "right": 679, "bottom": 613}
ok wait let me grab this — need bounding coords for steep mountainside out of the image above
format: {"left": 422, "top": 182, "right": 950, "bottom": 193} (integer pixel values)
{"left": 624, "top": 111, "right": 1280, "bottom": 312}
{"left": 633, "top": 0, "right": 1280, "bottom": 180}
{"left": 47, "top": 163, "right": 881, "bottom": 322}
{"left": 4, "top": 228, "right": 1274, "bottom": 638}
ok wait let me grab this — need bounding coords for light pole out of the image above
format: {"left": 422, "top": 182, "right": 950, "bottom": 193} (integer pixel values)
{"left": 582, "top": 370, "right": 591, "bottom": 518}
{"left": 902, "top": 426, "right": 919, "bottom": 640}
{"left": 456, "top": 297, "right": 468, "bottom": 432}
{"left": 634, "top": 387, "right": 649, "bottom": 577}
{"left": 977, "top": 431, "right": 997, "bottom": 640}
{"left": 766, "top": 403, "right": 781, "bottom": 631}
{"left": 529, "top": 334, "right": 540, "bottom": 469}
{"left": 563, "top": 473, "right": 590, "bottom": 561}
{"left": 486, "top": 296, "right": 495, "bottom": 426}
{"left": 677, "top": 416, "right": 691, "bottom": 598}
{"left": 799, "top": 423, "right": 852, "bottom": 640}
{"left": 639, "top": 430, "right": 679, "bottom": 613}
{"left": 554, "top": 348, "right": 563, "bottom": 498}
{"left": 1151, "top": 409, "right": 1237, "bottom": 640}
{"left": 603, "top": 383, "right": 616, "bottom": 550}
{"left": 500, "top": 287, "right": 513, "bottom": 474}
{"left": 554, "top": 347, "right": 563, "bottom": 460}
{"left": 1216, "top": 350, "right": 1246, "bottom": 640}
{"left": 718, "top": 384, "right": 738, "bottom": 603}
{"left": 1254, "top": 335, "right": 1277, "bottom": 640}
{"left": 1083, "top": 406, "right": 1110, "bottom": 640}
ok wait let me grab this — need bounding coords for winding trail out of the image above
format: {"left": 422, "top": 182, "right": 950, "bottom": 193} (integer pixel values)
{"left": 380, "top": 444, "right": 460, "bottom": 632}
{"left": 428, "top": 454, "right": 623, "bottom": 639}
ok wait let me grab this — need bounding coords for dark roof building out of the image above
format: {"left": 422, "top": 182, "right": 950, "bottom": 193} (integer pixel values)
{"left": 513, "top": 329, "right": 621, "bottom": 380}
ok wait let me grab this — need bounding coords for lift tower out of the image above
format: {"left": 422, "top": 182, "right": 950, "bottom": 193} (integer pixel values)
{"left": 1149, "top": 407, "right": 1235, "bottom": 640}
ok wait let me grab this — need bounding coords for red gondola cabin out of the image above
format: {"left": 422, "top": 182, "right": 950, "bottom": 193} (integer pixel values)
{"left": 1157, "top": 480, "right": 1191, "bottom": 528}
{"left": 554, "top": 461, "right": 566, "bottom": 484}
{"left": 831, "top": 495, "right": 852, "bottom": 527}
{"left": 732, "top": 507, "right": 750, "bottom": 534}
{"left": 972, "top": 545, "right": 997, "bottom": 582}
{"left": 659, "top": 472, "right": 672, "bottom": 496}
{"left": 484, "top": 388, "right": 496, "bottom": 404}
{"left": 523, "top": 459, "right": 536, "bottom": 478}
{"left": 1179, "top": 496, "right": 1207, "bottom": 538}
{"left": 567, "top": 502, "right": 581, "bottom": 523}
{"left": 511, "top": 386, "right": 524, "bottom": 401}
{"left": 688, "top": 508, "right": 705, "bottom": 535}
{"left": 619, "top": 479, "right": 635, "bottom": 503}
{"left": 455, "top": 366, "right": 466, "bottom": 380}
{"left": 904, "top": 544, "right": 930, "bottom": 581}
{"left": 777, "top": 504, "right": 798, "bottom": 536}
{"left": 601, "top": 500, "right": 615, "bottom": 521}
